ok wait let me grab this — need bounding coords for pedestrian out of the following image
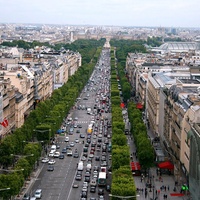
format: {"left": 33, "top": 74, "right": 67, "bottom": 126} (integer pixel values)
{"left": 141, "top": 188, "right": 143, "bottom": 194}
{"left": 168, "top": 185, "right": 169, "bottom": 191}
{"left": 145, "top": 191, "right": 147, "bottom": 198}
{"left": 155, "top": 190, "right": 158, "bottom": 196}
{"left": 163, "top": 194, "right": 165, "bottom": 199}
{"left": 165, "top": 194, "right": 168, "bottom": 199}
{"left": 164, "top": 186, "right": 166, "bottom": 191}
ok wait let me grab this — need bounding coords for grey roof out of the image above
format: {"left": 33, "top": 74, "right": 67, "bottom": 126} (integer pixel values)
{"left": 159, "top": 42, "right": 197, "bottom": 51}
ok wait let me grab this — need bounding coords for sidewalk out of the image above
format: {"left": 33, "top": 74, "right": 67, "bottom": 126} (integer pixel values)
{"left": 14, "top": 163, "right": 44, "bottom": 200}
{"left": 127, "top": 129, "right": 189, "bottom": 200}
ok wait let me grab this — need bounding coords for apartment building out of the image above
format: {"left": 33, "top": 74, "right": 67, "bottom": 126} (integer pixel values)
{"left": 126, "top": 51, "right": 200, "bottom": 200}
{"left": 0, "top": 46, "right": 81, "bottom": 138}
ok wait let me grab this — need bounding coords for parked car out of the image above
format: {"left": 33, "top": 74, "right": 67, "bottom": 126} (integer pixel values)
{"left": 34, "top": 189, "right": 42, "bottom": 199}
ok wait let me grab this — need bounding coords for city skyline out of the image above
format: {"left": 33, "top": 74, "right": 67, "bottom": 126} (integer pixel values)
{"left": 0, "top": 0, "right": 200, "bottom": 28}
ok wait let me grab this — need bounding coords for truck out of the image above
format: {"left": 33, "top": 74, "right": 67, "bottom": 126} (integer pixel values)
{"left": 78, "top": 161, "right": 84, "bottom": 171}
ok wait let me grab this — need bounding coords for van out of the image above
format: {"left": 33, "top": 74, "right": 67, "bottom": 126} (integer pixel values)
{"left": 51, "top": 145, "right": 56, "bottom": 152}
{"left": 78, "top": 161, "right": 84, "bottom": 171}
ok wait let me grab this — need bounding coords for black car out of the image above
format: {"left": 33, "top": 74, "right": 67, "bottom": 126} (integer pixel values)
{"left": 81, "top": 191, "right": 87, "bottom": 198}
{"left": 98, "top": 189, "right": 104, "bottom": 195}
{"left": 84, "top": 176, "right": 90, "bottom": 182}
{"left": 62, "top": 148, "right": 67, "bottom": 153}
{"left": 90, "top": 186, "right": 96, "bottom": 193}
{"left": 59, "top": 154, "right": 65, "bottom": 159}
{"left": 95, "top": 156, "right": 100, "bottom": 161}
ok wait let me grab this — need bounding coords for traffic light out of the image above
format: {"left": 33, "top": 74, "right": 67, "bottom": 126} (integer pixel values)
{"left": 181, "top": 184, "right": 189, "bottom": 191}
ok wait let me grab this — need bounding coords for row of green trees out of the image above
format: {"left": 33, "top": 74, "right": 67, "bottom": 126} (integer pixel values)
{"left": 110, "top": 47, "right": 136, "bottom": 199}
{"left": 111, "top": 39, "right": 155, "bottom": 172}
{"left": 127, "top": 103, "right": 154, "bottom": 172}
{"left": 0, "top": 39, "right": 104, "bottom": 199}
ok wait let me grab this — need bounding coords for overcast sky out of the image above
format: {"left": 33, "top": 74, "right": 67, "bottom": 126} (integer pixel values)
{"left": 0, "top": 0, "right": 200, "bottom": 27}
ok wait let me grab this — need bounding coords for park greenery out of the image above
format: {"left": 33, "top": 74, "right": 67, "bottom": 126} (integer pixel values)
{"left": 0, "top": 39, "right": 104, "bottom": 199}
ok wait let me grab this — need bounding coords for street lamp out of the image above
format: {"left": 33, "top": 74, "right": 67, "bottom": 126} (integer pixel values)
{"left": 0, "top": 188, "right": 10, "bottom": 192}
{"left": 109, "top": 194, "right": 140, "bottom": 200}
{"left": 0, "top": 169, "right": 24, "bottom": 173}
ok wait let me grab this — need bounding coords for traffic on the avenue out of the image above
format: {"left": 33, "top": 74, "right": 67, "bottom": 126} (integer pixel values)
{"left": 26, "top": 48, "right": 112, "bottom": 200}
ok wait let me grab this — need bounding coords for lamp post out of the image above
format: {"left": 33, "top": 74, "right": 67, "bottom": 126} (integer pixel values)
{"left": 109, "top": 194, "right": 140, "bottom": 200}
{"left": 0, "top": 188, "right": 10, "bottom": 192}
{"left": 0, "top": 169, "right": 24, "bottom": 173}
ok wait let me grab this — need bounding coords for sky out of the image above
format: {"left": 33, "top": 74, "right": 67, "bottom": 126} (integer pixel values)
{"left": 0, "top": 0, "right": 200, "bottom": 28}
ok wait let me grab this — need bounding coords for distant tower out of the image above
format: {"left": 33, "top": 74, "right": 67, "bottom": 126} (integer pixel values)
{"left": 70, "top": 31, "right": 74, "bottom": 42}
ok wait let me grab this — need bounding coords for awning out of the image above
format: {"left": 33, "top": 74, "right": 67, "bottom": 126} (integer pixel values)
{"left": 136, "top": 103, "right": 143, "bottom": 109}
{"left": 170, "top": 193, "right": 184, "bottom": 196}
{"left": 131, "top": 162, "right": 141, "bottom": 171}
{"left": 158, "top": 161, "right": 174, "bottom": 170}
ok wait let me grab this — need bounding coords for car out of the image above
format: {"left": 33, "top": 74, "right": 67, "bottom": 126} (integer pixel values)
{"left": 23, "top": 193, "right": 30, "bottom": 200}
{"left": 34, "top": 189, "right": 42, "bottom": 199}
{"left": 83, "top": 97, "right": 88, "bottom": 100}
{"left": 81, "top": 191, "right": 87, "bottom": 198}
{"left": 74, "top": 117, "right": 78, "bottom": 121}
{"left": 101, "top": 161, "right": 107, "bottom": 166}
{"left": 48, "top": 151, "right": 54, "bottom": 157}
{"left": 59, "top": 154, "right": 65, "bottom": 159}
{"left": 76, "top": 129, "right": 80, "bottom": 133}
{"left": 62, "top": 148, "right": 67, "bottom": 153}
{"left": 30, "top": 197, "right": 36, "bottom": 200}
{"left": 56, "top": 144, "right": 60, "bottom": 149}
{"left": 106, "top": 184, "right": 111, "bottom": 192}
{"left": 89, "top": 154, "right": 94, "bottom": 158}
{"left": 65, "top": 137, "right": 69, "bottom": 142}
{"left": 82, "top": 186, "right": 88, "bottom": 192}
{"left": 90, "top": 198, "right": 97, "bottom": 200}
{"left": 85, "top": 143, "right": 89, "bottom": 147}
{"left": 75, "top": 174, "right": 82, "bottom": 181}
{"left": 75, "top": 139, "right": 79, "bottom": 143}
{"left": 80, "top": 134, "right": 85, "bottom": 138}
{"left": 70, "top": 142, "right": 75, "bottom": 147}
{"left": 78, "top": 124, "right": 82, "bottom": 128}
{"left": 95, "top": 156, "right": 100, "bottom": 161}
{"left": 99, "top": 195, "right": 104, "bottom": 200}
{"left": 41, "top": 157, "right": 49, "bottom": 163}
{"left": 48, "top": 159, "right": 56, "bottom": 165}
{"left": 84, "top": 176, "right": 90, "bottom": 182}
{"left": 90, "top": 186, "right": 96, "bottom": 193}
{"left": 53, "top": 151, "right": 60, "bottom": 158}
{"left": 73, "top": 152, "right": 79, "bottom": 158}
{"left": 98, "top": 189, "right": 104, "bottom": 195}
{"left": 72, "top": 182, "right": 79, "bottom": 188}
{"left": 47, "top": 165, "right": 54, "bottom": 171}
{"left": 81, "top": 156, "right": 87, "bottom": 161}
{"left": 74, "top": 124, "right": 78, "bottom": 128}
{"left": 101, "top": 156, "right": 106, "bottom": 161}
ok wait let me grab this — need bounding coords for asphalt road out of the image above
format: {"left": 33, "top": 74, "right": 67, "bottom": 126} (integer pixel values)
{"left": 27, "top": 48, "right": 112, "bottom": 200}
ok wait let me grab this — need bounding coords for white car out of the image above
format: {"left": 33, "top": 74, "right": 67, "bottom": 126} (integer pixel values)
{"left": 53, "top": 152, "right": 60, "bottom": 158}
{"left": 41, "top": 157, "right": 49, "bottom": 163}
{"left": 75, "top": 139, "right": 79, "bottom": 143}
{"left": 70, "top": 142, "right": 75, "bottom": 147}
{"left": 65, "top": 137, "right": 69, "bottom": 142}
{"left": 48, "top": 159, "right": 56, "bottom": 165}
{"left": 48, "top": 151, "right": 55, "bottom": 157}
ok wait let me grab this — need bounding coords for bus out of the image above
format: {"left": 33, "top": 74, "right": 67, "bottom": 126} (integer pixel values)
{"left": 98, "top": 172, "right": 106, "bottom": 186}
